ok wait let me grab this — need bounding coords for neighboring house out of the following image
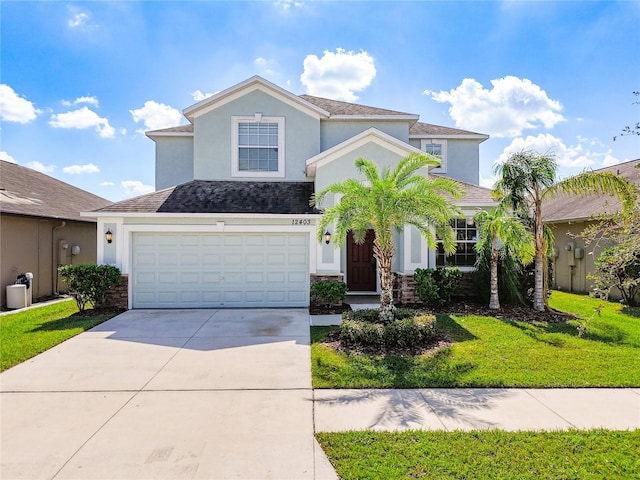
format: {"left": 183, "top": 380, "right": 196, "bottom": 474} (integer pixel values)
{"left": 0, "top": 160, "right": 112, "bottom": 306}
{"left": 543, "top": 158, "right": 640, "bottom": 295}
{"left": 89, "top": 75, "right": 495, "bottom": 309}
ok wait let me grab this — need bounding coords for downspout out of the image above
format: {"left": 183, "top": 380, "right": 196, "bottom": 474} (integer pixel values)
{"left": 52, "top": 221, "right": 66, "bottom": 295}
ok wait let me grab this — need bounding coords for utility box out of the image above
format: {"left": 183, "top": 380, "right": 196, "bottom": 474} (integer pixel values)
{"left": 574, "top": 247, "right": 584, "bottom": 260}
{"left": 6, "top": 284, "right": 27, "bottom": 309}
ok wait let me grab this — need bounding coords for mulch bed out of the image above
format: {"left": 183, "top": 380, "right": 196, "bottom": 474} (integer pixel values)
{"left": 431, "top": 302, "right": 576, "bottom": 324}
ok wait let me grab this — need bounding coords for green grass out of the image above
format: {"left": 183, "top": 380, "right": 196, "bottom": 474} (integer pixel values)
{"left": 0, "top": 299, "right": 117, "bottom": 371}
{"left": 312, "top": 291, "right": 640, "bottom": 388}
{"left": 317, "top": 429, "right": 640, "bottom": 480}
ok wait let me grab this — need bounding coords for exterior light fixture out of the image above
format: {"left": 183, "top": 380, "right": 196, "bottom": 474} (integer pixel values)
{"left": 324, "top": 231, "right": 332, "bottom": 244}
{"left": 105, "top": 229, "right": 113, "bottom": 244}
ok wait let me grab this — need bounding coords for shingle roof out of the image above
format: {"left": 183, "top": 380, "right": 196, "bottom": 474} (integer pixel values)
{"left": 0, "top": 160, "right": 112, "bottom": 222}
{"left": 299, "top": 95, "right": 416, "bottom": 117}
{"left": 93, "top": 181, "right": 320, "bottom": 215}
{"left": 543, "top": 159, "right": 640, "bottom": 223}
{"left": 432, "top": 175, "right": 496, "bottom": 204}
{"left": 409, "top": 122, "right": 488, "bottom": 137}
{"left": 147, "top": 124, "right": 194, "bottom": 135}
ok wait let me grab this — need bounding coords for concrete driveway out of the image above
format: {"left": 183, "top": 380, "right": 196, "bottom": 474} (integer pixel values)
{"left": 0, "top": 309, "right": 336, "bottom": 479}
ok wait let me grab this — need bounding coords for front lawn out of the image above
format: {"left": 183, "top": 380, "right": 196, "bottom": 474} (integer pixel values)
{"left": 317, "top": 429, "right": 640, "bottom": 480}
{"left": 0, "top": 299, "right": 118, "bottom": 371}
{"left": 312, "top": 291, "right": 640, "bottom": 388}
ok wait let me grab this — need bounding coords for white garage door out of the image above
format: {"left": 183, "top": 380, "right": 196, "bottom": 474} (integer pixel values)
{"left": 131, "top": 232, "right": 309, "bottom": 308}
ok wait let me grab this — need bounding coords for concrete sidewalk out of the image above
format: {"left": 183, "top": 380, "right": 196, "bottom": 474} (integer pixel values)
{"left": 314, "top": 388, "right": 640, "bottom": 432}
{"left": 1, "top": 309, "right": 337, "bottom": 480}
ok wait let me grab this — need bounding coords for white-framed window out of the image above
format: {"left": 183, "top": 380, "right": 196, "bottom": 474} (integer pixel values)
{"left": 232, "top": 115, "right": 285, "bottom": 177}
{"left": 436, "top": 218, "right": 477, "bottom": 268}
{"left": 421, "top": 139, "right": 447, "bottom": 173}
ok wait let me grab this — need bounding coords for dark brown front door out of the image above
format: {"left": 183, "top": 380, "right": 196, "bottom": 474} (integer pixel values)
{"left": 347, "top": 229, "right": 377, "bottom": 292}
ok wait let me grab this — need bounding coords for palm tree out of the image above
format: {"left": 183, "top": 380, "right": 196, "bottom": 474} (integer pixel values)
{"left": 474, "top": 202, "right": 535, "bottom": 310}
{"left": 312, "top": 153, "right": 463, "bottom": 322}
{"left": 494, "top": 150, "right": 636, "bottom": 311}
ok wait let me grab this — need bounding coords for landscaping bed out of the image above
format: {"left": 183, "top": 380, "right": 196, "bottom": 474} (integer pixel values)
{"left": 311, "top": 291, "right": 640, "bottom": 388}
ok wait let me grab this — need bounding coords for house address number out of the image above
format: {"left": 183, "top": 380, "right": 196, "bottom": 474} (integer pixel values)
{"left": 291, "top": 219, "right": 311, "bottom": 225}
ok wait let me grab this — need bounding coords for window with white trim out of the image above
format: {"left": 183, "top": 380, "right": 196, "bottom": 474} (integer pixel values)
{"left": 232, "top": 116, "right": 285, "bottom": 177}
{"left": 421, "top": 139, "right": 447, "bottom": 173}
{"left": 436, "top": 218, "right": 477, "bottom": 267}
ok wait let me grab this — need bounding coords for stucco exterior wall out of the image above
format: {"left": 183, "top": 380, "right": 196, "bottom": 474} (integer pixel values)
{"left": 1, "top": 215, "right": 98, "bottom": 306}
{"left": 314, "top": 142, "right": 409, "bottom": 195}
{"left": 155, "top": 136, "right": 194, "bottom": 190}
{"left": 550, "top": 221, "right": 597, "bottom": 294}
{"left": 192, "top": 90, "right": 320, "bottom": 182}
{"left": 408, "top": 138, "right": 481, "bottom": 184}
{"left": 321, "top": 121, "right": 409, "bottom": 151}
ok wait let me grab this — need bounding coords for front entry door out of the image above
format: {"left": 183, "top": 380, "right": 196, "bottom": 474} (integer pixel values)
{"left": 347, "top": 229, "right": 377, "bottom": 292}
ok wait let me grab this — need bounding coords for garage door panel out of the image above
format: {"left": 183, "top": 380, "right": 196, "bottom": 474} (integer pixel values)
{"left": 132, "top": 232, "right": 309, "bottom": 308}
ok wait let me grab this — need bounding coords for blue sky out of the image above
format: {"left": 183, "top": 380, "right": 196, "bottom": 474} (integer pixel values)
{"left": 2, "top": 1, "right": 639, "bottom": 201}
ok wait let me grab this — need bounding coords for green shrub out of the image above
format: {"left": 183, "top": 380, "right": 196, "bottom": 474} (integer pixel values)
{"left": 339, "top": 313, "right": 436, "bottom": 352}
{"left": 342, "top": 307, "right": 416, "bottom": 324}
{"left": 58, "top": 264, "right": 122, "bottom": 312}
{"left": 311, "top": 280, "right": 347, "bottom": 305}
{"left": 414, "top": 267, "right": 462, "bottom": 307}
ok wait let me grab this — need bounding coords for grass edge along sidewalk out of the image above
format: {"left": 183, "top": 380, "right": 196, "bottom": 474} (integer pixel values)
{"left": 311, "top": 291, "right": 640, "bottom": 388}
{"left": 1, "top": 299, "right": 118, "bottom": 372}
{"left": 317, "top": 429, "right": 640, "bottom": 480}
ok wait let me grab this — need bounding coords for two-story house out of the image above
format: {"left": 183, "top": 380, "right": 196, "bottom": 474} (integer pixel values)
{"left": 89, "top": 76, "right": 495, "bottom": 309}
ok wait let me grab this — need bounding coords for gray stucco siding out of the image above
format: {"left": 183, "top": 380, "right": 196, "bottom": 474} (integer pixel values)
{"left": 155, "top": 137, "right": 194, "bottom": 190}
{"left": 446, "top": 140, "right": 480, "bottom": 185}
{"left": 409, "top": 138, "right": 481, "bottom": 185}
{"left": 320, "top": 121, "right": 409, "bottom": 151}
{"left": 314, "top": 143, "right": 408, "bottom": 196}
{"left": 193, "top": 90, "right": 320, "bottom": 182}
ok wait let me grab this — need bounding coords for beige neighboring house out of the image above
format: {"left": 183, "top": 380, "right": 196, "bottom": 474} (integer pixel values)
{"left": 0, "top": 160, "right": 112, "bottom": 306}
{"left": 543, "top": 158, "right": 640, "bottom": 295}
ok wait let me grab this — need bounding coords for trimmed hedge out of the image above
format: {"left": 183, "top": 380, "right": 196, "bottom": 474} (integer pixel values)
{"left": 342, "top": 307, "right": 417, "bottom": 324}
{"left": 340, "top": 313, "right": 436, "bottom": 353}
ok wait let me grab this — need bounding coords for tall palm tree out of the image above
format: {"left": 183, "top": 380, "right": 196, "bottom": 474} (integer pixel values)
{"left": 474, "top": 203, "right": 535, "bottom": 310}
{"left": 494, "top": 150, "right": 636, "bottom": 311}
{"left": 312, "top": 153, "right": 463, "bottom": 322}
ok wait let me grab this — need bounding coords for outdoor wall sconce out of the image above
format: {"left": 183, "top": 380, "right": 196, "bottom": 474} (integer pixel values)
{"left": 324, "top": 231, "right": 332, "bottom": 244}
{"left": 105, "top": 229, "right": 113, "bottom": 244}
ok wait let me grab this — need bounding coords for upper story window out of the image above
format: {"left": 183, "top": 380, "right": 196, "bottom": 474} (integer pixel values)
{"left": 436, "top": 218, "right": 477, "bottom": 268}
{"left": 421, "top": 139, "right": 447, "bottom": 173}
{"left": 232, "top": 115, "right": 285, "bottom": 177}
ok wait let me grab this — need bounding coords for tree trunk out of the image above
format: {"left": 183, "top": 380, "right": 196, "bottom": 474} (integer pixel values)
{"left": 533, "top": 193, "right": 546, "bottom": 312}
{"left": 373, "top": 240, "right": 395, "bottom": 323}
{"left": 489, "top": 238, "right": 500, "bottom": 310}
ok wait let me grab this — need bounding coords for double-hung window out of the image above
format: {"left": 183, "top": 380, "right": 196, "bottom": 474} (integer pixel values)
{"left": 436, "top": 218, "right": 477, "bottom": 268}
{"left": 232, "top": 116, "right": 285, "bottom": 177}
{"left": 421, "top": 139, "right": 447, "bottom": 173}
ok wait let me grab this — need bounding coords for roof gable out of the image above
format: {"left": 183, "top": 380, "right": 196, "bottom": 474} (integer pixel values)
{"left": 183, "top": 76, "right": 329, "bottom": 122}
{"left": 305, "top": 128, "right": 424, "bottom": 176}
{"left": 0, "top": 160, "right": 112, "bottom": 222}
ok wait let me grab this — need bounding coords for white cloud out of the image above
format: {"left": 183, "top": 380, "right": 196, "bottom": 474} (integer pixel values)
{"left": 49, "top": 106, "right": 116, "bottom": 138}
{"left": 62, "top": 163, "right": 100, "bottom": 174}
{"left": 0, "top": 84, "right": 41, "bottom": 123}
{"left": 479, "top": 173, "right": 498, "bottom": 189}
{"left": 25, "top": 161, "right": 55, "bottom": 174}
{"left": 0, "top": 151, "right": 17, "bottom": 163}
{"left": 300, "top": 48, "right": 376, "bottom": 102}
{"left": 426, "top": 76, "right": 565, "bottom": 137}
{"left": 67, "top": 6, "right": 97, "bottom": 30}
{"left": 191, "top": 90, "right": 216, "bottom": 102}
{"left": 496, "top": 134, "right": 623, "bottom": 174}
{"left": 99, "top": 181, "right": 115, "bottom": 186}
{"left": 121, "top": 180, "right": 154, "bottom": 198}
{"left": 274, "top": 0, "right": 305, "bottom": 11}
{"left": 254, "top": 57, "right": 278, "bottom": 76}
{"left": 62, "top": 96, "right": 99, "bottom": 107}
{"left": 130, "top": 101, "right": 181, "bottom": 131}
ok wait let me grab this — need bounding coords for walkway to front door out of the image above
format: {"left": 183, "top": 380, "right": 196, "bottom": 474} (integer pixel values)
{"left": 346, "top": 229, "right": 377, "bottom": 292}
